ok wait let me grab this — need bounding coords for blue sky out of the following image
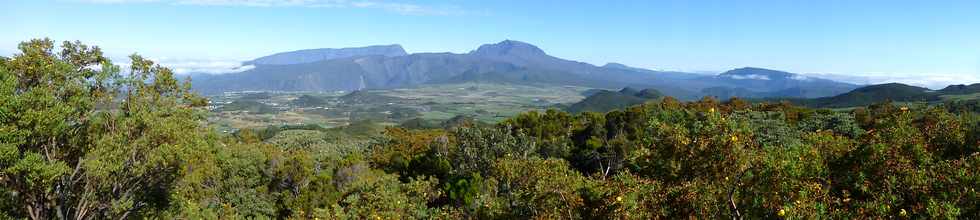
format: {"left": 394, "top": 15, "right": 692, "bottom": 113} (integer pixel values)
{"left": 3, "top": 0, "right": 979, "bottom": 88}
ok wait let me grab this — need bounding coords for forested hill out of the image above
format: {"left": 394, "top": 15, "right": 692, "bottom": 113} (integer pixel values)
{"left": 790, "top": 82, "right": 980, "bottom": 108}
{"left": 566, "top": 87, "right": 663, "bottom": 113}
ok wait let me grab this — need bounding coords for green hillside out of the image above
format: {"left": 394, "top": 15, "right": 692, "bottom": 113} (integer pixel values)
{"left": 221, "top": 100, "right": 278, "bottom": 114}
{"left": 291, "top": 94, "right": 329, "bottom": 107}
{"left": 567, "top": 88, "right": 663, "bottom": 113}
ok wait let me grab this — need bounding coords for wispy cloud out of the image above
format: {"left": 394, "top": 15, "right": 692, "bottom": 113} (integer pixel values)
{"left": 75, "top": 0, "right": 469, "bottom": 16}
{"left": 152, "top": 57, "right": 254, "bottom": 74}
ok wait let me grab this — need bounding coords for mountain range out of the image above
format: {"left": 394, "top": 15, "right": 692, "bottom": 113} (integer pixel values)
{"left": 190, "top": 40, "right": 861, "bottom": 100}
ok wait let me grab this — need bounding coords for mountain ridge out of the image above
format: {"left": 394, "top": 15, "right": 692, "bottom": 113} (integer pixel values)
{"left": 192, "top": 40, "right": 860, "bottom": 100}
{"left": 245, "top": 44, "right": 408, "bottom": 66}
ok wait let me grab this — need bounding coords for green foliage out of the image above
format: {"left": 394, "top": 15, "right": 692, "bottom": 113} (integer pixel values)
{"left": 500, "top": 109, "right": 575, "bottom": 159}
{"left": 315, "top": 164, "right": 441, "bottom": 219}
{"left": 0, "top": 39, "right": 209, "bottom": 219}
{"left": 488, "top": 158, "right": 588, "bottom": 219}
{"left": 945, "top": 99, "right": 980, "bottom": 113}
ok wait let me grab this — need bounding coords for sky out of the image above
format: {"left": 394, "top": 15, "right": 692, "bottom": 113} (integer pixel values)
{"left": 3, "top": 0, "right": 979, "bottom": 88}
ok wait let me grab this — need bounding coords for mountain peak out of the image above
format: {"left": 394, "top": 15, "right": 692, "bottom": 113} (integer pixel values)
{"left": 470, "top": 40, "right": 547, "bottom": 57}
{"left": 603, "top": 62, "right": 631, "bottom": 69}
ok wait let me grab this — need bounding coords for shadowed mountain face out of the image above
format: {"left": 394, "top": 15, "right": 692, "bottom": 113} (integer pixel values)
{"left": 192, "top": 40, "right": 860, "bottom": 100}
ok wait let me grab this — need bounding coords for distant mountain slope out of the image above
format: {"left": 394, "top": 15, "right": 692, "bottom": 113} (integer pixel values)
{"left": 567, "top": 87, "right": 663, "bottom": 113}
{"left": 192, "top": 40, "right": 860, "bottom": 100}
{"left": 799, "top": 83, "right": 942, "bottom": 108}
{"left": 602, "top": 62, "right": 705, "bottom": 81}
{"left": 194, "top": 52, "right": 525, "bottom": 93}
{"left": 245, "top": 45, "right": 407, "bottom": 65}
{"left": 194, "top": 40, "right": 679, "bottom": 94}
{"left": 194, "top": 58, "right": 370, "bottom": 93}
{"left": 698, "top": 67, "right": 860, "bottom": 99}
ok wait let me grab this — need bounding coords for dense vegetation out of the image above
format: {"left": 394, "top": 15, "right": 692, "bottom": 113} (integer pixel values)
{"left": 2, "top": 39, "right": 978, "bottom": 219}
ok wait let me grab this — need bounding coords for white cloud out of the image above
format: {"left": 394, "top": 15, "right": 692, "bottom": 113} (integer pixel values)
{"left": 75, "top": 0, "right": 468, "bottom": 16}
{"left": 790, "top": 74, "right": 810, "bottom": 81}
{"left": 112, "top": 56, "right": 253, "bottom": 74}
{"left": 156, "top": 57, "right": 254, "bottom": 74}
{"left": 727, "top": 74, "right": 770, "bottom": 80}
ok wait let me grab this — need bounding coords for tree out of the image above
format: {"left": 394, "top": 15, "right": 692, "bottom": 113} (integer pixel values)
{"left": 0, "top": 39, "right": 210, "bottom": 219}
